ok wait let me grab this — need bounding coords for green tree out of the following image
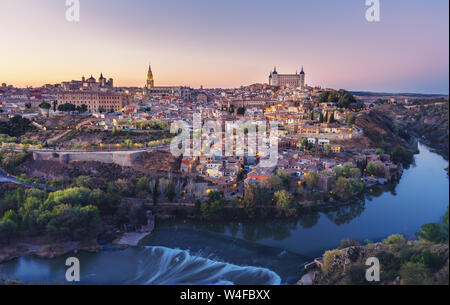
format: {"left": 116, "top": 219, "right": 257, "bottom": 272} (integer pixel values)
{"left": 274, "top": 190, "right": 296, "bottom": 216}
{"left": 416, "top": 223, "right": 446, "bottom": 243}
{"left": 74, "top": 176, "right": 93, "bottom": 188}
{"left": 39, "top": 102, "right": 51, "bottom": 111}
{"left": 328, "top": 112, "right": 335, "bottom": 123}
{"left": 318, "top": 91, "right": 330, "bottom": 104}
{"left": 399, "top": 262, "right": 431, "bottom": 285}
{"left": 366, "top": 161, "right": 385, "bottom": 177}
{"left": 302, "top": 172, "right": 320, "bottom": 190}
{"left": 136, "top": 177, "right": 150, "bottom": 194}
{"left": 383, "top": 234, "right": 406, "bottom": 244}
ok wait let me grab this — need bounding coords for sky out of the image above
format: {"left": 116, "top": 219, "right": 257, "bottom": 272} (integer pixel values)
{"left": 0, "top": 0, "right": 448, "bottom": 93}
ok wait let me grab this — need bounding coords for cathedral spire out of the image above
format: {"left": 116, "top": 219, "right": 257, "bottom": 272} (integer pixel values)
{"left": 147, "top": 64, "right": 154, "bottom": 89}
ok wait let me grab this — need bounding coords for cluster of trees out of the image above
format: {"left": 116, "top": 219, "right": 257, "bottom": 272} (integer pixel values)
{"left": 200, "top": 191, "right": 225, "bottom": 219}
{"left": 318, "top": 111, "right": 335, "bottom": 123}
{"left": 321, "top": 207, "right": 449, "bottom": 285}
{"left": 237, "top": 107, "right": 246, "bottom": 115}
{"left": 0, "top": 115, "right": 34, "bottom": 137}
{"left": 366, "top": 161, "right": 386, "bottom": 177}
{"left": 318, "top": 89, "right": 357, "bottom": 109}
{"left": 239, "top": 170, "right": 297, "bottom": 217}
{"left": 416, "top": 207, "right": 449, "bottom": 244}
{"left": 332, "top": 163, "right": 364, "bottom": 199}
{"left": 0, "top": 149, "right": 30, "bottom": 174}
{"left": 0, "top": 187, "right": 121, "bottom": 242}
{"left": 57, "top": 103, "right": 88, "bottom": 113}
{"left": 104, "top": 175, "right": 184, "bottom": 204}
{"left": 57, "top": 103, "right": 77, "bottom": 112}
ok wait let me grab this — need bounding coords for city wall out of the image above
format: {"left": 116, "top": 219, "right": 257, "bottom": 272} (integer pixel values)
{"left": 32, "top": 150, "right": 146, "bottom": 167}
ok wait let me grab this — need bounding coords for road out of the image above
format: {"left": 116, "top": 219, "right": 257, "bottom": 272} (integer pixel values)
{"left": 0, "top": 169, "right": 58, "bottom": 191}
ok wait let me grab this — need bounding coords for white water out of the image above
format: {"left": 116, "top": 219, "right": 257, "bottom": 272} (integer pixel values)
{"left": 125, "top": 246, "right": 281, "bottom": 285}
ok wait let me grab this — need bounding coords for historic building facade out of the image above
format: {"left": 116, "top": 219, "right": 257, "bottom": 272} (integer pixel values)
{"left": 269, "top": 67, "right": 305, "bottom": 88}
{"left": 57, "top": 91, "right": 132, "bottom": 112}
{"left": 144, "top": 65, "right": 191, "bottom": 99}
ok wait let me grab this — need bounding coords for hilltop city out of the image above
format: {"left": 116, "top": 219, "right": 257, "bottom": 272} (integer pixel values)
{"left": 0, "top": 64, "right": 448, "bottom": 286}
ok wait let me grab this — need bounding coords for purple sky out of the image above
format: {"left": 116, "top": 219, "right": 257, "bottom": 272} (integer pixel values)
{"left": 0, "top": 0, "right": 448, "bottom": 93}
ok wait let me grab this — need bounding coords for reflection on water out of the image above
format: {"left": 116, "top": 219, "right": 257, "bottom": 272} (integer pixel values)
{"left": 158, "top": 144, "right": 449, "bottom": 257}
{"left": 0, "top": 144, "right": 448, "bottom": 285}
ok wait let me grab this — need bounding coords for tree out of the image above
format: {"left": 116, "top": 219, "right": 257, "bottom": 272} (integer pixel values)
{"left": 399, "top": 262, "right": 431, "bottom": 285}
{"left": 366, "top": 161, "right": 385, "bottom": 177}
{"left": 322, "top": 249, "right": 342, "bottom": 273}
{"left": 337, "top": 91, "right": 356, "bottom": 108}
{"left": 328, "top": 91, "right": 340, "bottom": 104}
{"left": 74, "top": 176, "right": 93, "bottom": 188}
{"left": 300, "top": 138, "right": 309, "bottom": 151}
{"left": 334, "top": 177, "right": 363, "bottom": 198}
{"left": 7, "top": 115, "right": 34, "bottom": 137}
{"left": 237, "top": 107, "right": 246, "bottom": 115}
{"left": 274, "top": 190, "right": 296, "bottom": 216}
{"left": 39, "top": 102, "right": 51, "bottom": 115}
{"left": 318, "top": 91, "right": 330, "bottom": 104}
{"left": 391, "top": 146, "right": 413, "bottom": 166}
{"left": 416, "top": 223, "right": 446, "bottom": 243}
{"left": 77, "top": 104, "right": 88, "bottom": 113}
{"left": 136, "top": 177, "right": 150, "bottom": 195}
{"left": 383, "top": 234, "right": 406, "bottom": 244}
{"left": 302, "top": 172, "right": 320, "bottom": 190}
{"left": 58, "top": 103, "right": 76, "bottom": 112}
{"left": 328, "top": 112, "right": 335, "bottom": 123}
{"left": 346, "top": 114, "right": 356, "bottom": 128}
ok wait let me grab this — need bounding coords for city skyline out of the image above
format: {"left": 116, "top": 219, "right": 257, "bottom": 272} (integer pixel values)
{"left": 0, "top": 0, "right": 449, "bottom": 94}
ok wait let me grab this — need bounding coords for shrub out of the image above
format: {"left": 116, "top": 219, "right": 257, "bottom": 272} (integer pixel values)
{"left": 399, "top": 262, "right": 432, "bottom": 285}
{"left": 322, "top": 249, "right": 342, "bottom": 273}
{"left": 421, "top": 250, "right": 442, "bottom": 271}
{"left": 383, "top": 234, "right": 406, "bottom": 245}
{"left": 416, "top": 222, "right": 447, "bottom": 243}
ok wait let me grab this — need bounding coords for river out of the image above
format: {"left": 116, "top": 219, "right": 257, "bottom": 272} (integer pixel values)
{"left": 0, "top": 143, "right": 448, "bottom": 284}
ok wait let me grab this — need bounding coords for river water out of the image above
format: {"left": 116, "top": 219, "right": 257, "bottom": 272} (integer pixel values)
{"left": 0, "top": 144, "right": 448, "bottom": 284}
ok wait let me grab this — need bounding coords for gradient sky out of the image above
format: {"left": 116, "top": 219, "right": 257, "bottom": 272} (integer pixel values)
{"left": 0, "top": 0, "right": 448, "bottom": 93}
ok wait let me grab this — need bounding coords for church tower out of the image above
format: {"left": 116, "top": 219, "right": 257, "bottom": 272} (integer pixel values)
{"left": 299, "top": 66, "right": 305, "bottom": 89}
{"left": 146, "top": 65, "right": 154, "bottom": 89}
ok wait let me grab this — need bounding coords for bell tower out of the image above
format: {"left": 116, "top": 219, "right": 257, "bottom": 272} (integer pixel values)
{"left": 147, "top": 64, "right": 154, "bottom": 89}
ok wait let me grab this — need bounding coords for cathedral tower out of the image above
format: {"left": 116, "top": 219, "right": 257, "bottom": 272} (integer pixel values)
{"left": 147, "top": 65, "right": 154, "bottom": 89}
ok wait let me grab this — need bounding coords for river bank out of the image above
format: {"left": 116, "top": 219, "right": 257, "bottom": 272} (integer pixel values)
{"left": 0, "top": 143, "right": 448, "bottom": 284}
{"left": 0, "top": 238, "right": 99, "bottom": 264}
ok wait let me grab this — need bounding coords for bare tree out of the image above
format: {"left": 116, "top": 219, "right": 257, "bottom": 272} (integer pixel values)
{"left": 149, "top": 179, "right": 157, "bottom": 203}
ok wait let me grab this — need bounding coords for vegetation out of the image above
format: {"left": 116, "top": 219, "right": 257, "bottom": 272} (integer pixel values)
{"left": 383, "top": 234, "right": 406, "bottom": 245}
{"left": 0, "top": 187, "right": 121, "bottom": 242}
{"left": 318, "top": 89, "right": 357, "bottom": 109}
{"left": 366, "top": 161, "right": 385, "bottom": 177}
{"left": 274, "top": 190, "right": 296, "bottom": 217}
{"left": 316, "top": 208, "right": 449, "bottom": 285}
{"left": 57, "top": 103, "right": 77, "bottom": 112}
{"left": 0, "top": 115, "right": 34, "bottom": 137}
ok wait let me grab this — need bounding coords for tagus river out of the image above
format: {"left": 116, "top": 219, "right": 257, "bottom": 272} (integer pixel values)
{"left": 0, "top": 144, "right": 448, "bottom": 285}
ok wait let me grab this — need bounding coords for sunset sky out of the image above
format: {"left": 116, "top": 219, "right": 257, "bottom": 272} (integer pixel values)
{"left": 0, "top": 0, "right": 448, "bottom": 93}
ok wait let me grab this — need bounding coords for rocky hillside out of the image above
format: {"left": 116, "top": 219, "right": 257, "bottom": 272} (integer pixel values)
{"left": 375, "top": 99, "right": 449, "bottom": 159}
{"left": 305, "top": 241, "right": 448, "bottom": 285}
{"left": 356, "top": 110, "right": 414, "bottom": 151}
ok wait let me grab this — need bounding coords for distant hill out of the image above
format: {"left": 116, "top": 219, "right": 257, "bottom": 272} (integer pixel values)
{"left": 350, "top": 91, "right": 449, "bottom": 99}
